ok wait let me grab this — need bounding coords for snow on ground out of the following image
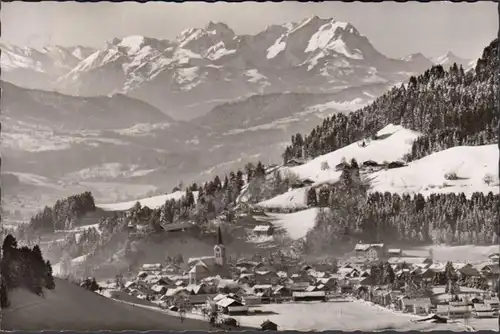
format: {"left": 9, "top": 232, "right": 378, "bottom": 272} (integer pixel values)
{"left": 370, "top": 144, "right": 499, "bottom": 198}
{"left": 64, "top": 163, "right": 156, "bottom": 181}
{"left": 266, "top": 208, "right": 324, "bottom": 240}
{"left": 97, "top": 190, "right": 198, "bottom": 211}
{"left": 113, "top": 123, "right": 172, "bottom": 136}
{"left": 257, "top": 187, "right": 308, "bottom": 210}
{"left": 405, "top": 244, "right": 499, "bottom": 263}
{"left": 285, "top": 124, "right": 420, "bottom": 184}
{"left": 2, "top": 278, "right": 211, "bottom": 331}
{"left": 229, "top": 301, "right": 464, "bottom": 331}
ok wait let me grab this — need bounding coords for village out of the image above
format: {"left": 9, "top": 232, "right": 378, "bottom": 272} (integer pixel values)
{"left": 97, "top": 225, "right": 500, "bottom": 331}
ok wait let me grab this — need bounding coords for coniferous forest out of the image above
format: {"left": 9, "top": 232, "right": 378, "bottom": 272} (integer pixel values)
{"left": 282, "top": 39, "right": 498, "bottom": 163}
{"left": 0, "top": 235, "right": 56, "bottom": 307}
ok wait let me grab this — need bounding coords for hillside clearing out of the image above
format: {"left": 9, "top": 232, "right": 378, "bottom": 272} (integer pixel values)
{"left": 265, "top": 208, "right": 325, "bottom": 240}
{"left": 370, "top": 144, "right": 498, "bottom": 197}
{"left": 284, "top": 124, "right": 420, "bottom": 184}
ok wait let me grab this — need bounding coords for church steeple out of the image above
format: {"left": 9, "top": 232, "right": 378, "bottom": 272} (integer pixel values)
{"left": 214, "top": 225, "right": 226, "bottom": 266}
{"left": 216, "top": 225, "right": 223, "bottom": 245}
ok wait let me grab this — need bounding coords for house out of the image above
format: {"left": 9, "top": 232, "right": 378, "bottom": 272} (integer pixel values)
{"left": 362, "top": 160, "right": 380, "bottom": 167}
{"left": 387, "top": 249, "right": 402, "bottom": 257}
{"left": 488, "top": 253, "right": 500, "bottom": 264}
{"left": 243, "top": 295, "right": 262, "bottom": 305}
{"left": 254, "top": 271, "right": 279, "bottom": 285}
{"left": 253, "top": 284, "right": 273, "bottom": 295}
{"left": 387, "top": 161, "right": 406, "bottom": 169}
{"left": 252, "top": 225, "right": 274, "bottom": 237}
{"left": 484, "top": 297, "right": 499, "bottom": 309}
{"left": 141, "top": 263, "right": 163, "bottom": 272}
{"left": 398, "top": 297, "right": 432, "bottom": 315}
{"left": 151, "top": 284, "right": 168, "bottom": 295}
{"left": 261, "top": 320, "right": 278, "bottom": 331}
{"left": 285, "top": 158, "right": 307, "bottom": 167}
{"left": 354, "top": 243, "right": 385, "bottom": 261}
{"left": 292, "top": 291, "right": 326, "bottom": 302}
{"left": 216, "top": 297, "right": 248, "bottom": 315}
{"left": 436, "top": 304, "right": 472, "bottom": 319}
{"left": 473, "top": 303, "right": 495, "bottom": 318}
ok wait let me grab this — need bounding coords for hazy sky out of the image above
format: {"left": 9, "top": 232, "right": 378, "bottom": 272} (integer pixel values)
{"left": 1, "top": 1, "right": 497, "bottom": 59}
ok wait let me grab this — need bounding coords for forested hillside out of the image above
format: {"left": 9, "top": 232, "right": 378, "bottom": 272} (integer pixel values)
{"left": 283, "top": 39, "right": 498, "bottom": 163}
{"left": 290, "top": 39, "right": 499, "bottom": 254}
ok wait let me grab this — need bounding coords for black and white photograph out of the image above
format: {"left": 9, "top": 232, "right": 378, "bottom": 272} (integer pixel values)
{"left": 0, "top": 1, "right": 498, "bottom": 331}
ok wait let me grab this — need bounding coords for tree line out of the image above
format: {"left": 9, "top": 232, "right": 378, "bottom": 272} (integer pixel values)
{"left": 283, "top": 39, "right": 498, "bottom": 164}
{"left": 20, "top": 191, "right": 96, "bottom": 234}
{"left": 1, "top": 235, "right": 56, "bottom": 307}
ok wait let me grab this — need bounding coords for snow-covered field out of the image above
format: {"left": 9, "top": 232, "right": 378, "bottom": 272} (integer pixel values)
{"left": 97, "top": 190, "right": 199, "bottom": 211}
{"left": 263, "top": 208, "right": 325, "bottom": 240}
{"left": 229, "top": 301, "right": 468, "bottom": 331}
{"left": 370, "top": 144, "right": 498, "bottom": 197}
{"left": 257, "top": 187, "right": 308, "bottom": 209}
{"left": 405, "top": 244, "right": 500, "bottom": 263}
{"left": 257, "top": 125, "right": 497, "bottom": 210}
{"left": 285, "top": 124, "right": 420, "bottom": 184}
{"left": 2, "top": 278, "right": 211, "bottom": 331}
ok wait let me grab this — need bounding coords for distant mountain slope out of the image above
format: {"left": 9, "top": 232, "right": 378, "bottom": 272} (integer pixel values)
{"left": 2, "top": 16, "right": 434, "bottom": 120}
{"left": 1, "top": 81, "right": 172, "bottom": 130}
{"left": 2, "top": 278, "right": 211, "bottom": 331}
{"left": 0, "top": 43, "right": 96, "bottom": 90}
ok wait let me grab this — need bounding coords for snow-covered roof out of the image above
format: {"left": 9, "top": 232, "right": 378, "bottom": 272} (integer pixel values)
{"left": 354, "top": 243, "right": 384, "bottom": 251}
{"left": 141, "top": 263, "right": 162, "bottom": 270}
{"left": 253, "top": 225, "right": 272, "bottom": 232}
{"left": 387, "top": 257, "right": 430, "bottom": 265}
{"left": 216, "top": 297, "right": 240, "bottom": 308}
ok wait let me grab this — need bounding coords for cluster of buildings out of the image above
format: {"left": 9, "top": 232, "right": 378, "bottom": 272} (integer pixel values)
{"left": 104, "top": 236, "right": 498, "bottom": 322}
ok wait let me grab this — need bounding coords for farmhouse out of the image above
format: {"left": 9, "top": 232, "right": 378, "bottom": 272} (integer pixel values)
{"left": 216, "top": 297, "right": 248, "bottom": 315}
{"left": 488, "top": 253, "right": 499, "bottom": 264}
{"left": 387, "top": 248, "right": 402, "bottom": 257}
{"left": 292, "top": 291, "right": 327, "bottom": 302}
{"left": 285, "top": 158, "right": 307, "bottom": 167}
{"left": 252, "top": 225, "right": 274, "bottom": 236}
{"left": 354, "top": 243, "right": 385, "bottom": 261}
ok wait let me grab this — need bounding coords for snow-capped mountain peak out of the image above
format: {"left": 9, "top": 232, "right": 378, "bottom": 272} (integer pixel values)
{"left": 433, "top": 50, "right": 471, "bottom": 69}
{"left": 402, "top": 52, "right": 429, "bottom": 62}
{"left": 117, "top": 35, "right": 146, "bottom": 53}
{"left": 2, "top": 17, "right": 441, "bottom": 120}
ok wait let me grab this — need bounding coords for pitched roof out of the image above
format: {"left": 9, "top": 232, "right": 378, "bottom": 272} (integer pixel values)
{"left": 253, "top": 225, "right": 272, "bottom": 232}
{"left": 355, "top": 243, "right": 384, "bottom": 251}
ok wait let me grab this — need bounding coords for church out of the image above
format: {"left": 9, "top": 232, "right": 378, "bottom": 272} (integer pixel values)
{"left": 188, "top": 225, "right": 231, "bottom": 285}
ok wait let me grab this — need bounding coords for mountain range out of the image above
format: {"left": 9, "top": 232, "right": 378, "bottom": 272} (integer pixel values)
{"left": 1, "top": 16, "right": 474, "bottom": 120}
{"left": 0, "top": 16, "right": 478, "bottom": 222}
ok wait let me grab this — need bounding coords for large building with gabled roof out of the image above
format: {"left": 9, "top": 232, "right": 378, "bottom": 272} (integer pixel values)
{"left": 188, "top": 225, "right": 230, "bottom": 284}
